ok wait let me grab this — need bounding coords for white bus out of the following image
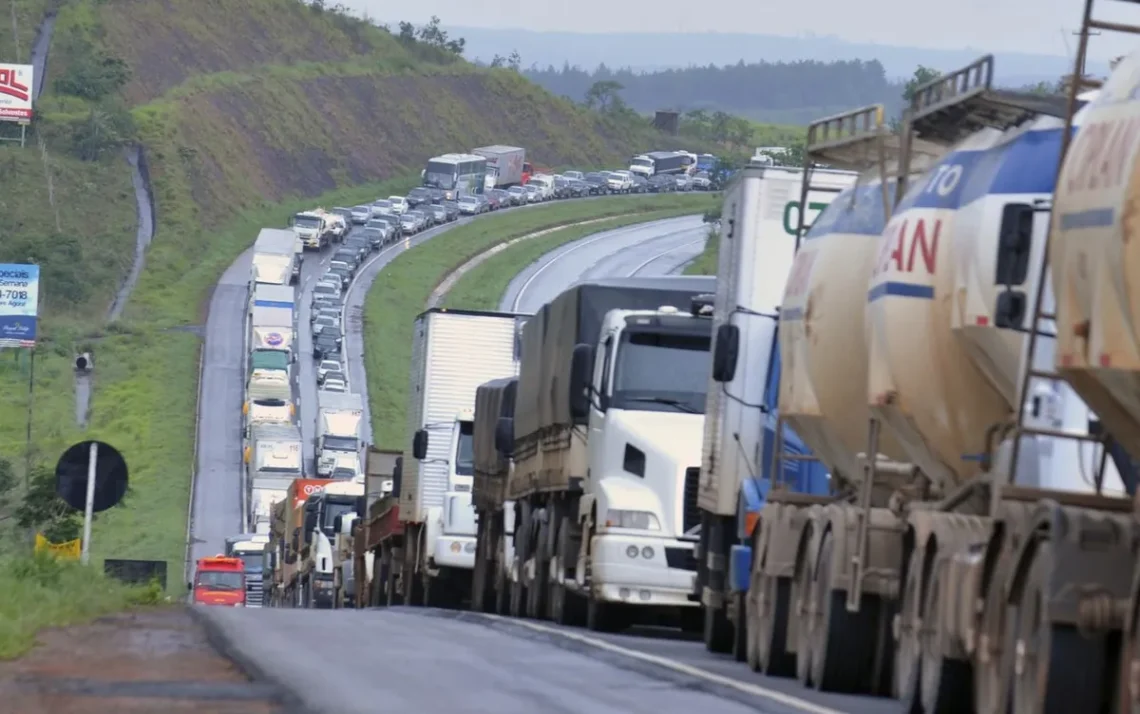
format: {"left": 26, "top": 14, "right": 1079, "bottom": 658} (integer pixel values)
{"left": 421, "top": 153, "right": 488, "bottom": 200}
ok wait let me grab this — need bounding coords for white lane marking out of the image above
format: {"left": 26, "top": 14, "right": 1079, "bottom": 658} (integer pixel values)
{"left": 511, "top": 217, "right": 697, "bottom": 312}
{"left": 626, "top": 236, "right": 707, "bottom": 277}
{"left": 484, "top": 615, "right": 847, "bottom": 714}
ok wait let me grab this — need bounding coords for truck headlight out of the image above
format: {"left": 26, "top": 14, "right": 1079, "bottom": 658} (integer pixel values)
{"left": 604, "top": 510, "right": 661, "bottom": 531}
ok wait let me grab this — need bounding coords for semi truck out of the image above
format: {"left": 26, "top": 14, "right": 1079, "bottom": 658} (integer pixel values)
{"left": 719, "top": 47, "right": 1140, "bottom": 714}
{"left": 295, "top": 477, "right": 365, "bottom": 608}
{"left": 224, "top": 534, "right": 270, "bottom": 607}
{"left": 469, "top": 377, "right": 518, "bottom": 613}
{"left": 472, "top": 145, "right": 527, "bottom": 189}
{"left": 342, "top": 448, "right": 401, "bottom": 608}
{"left": 476, "top": 277, "right": 717, "bottom": 631}
{"left": 251, "top": 227, "right": 301, "bottom": 286}
{"left": 315, "top": 391, "right": 365, "bottom": 478}
{"left": 628, "top": 151, "right": 688, "bottom": 179}
{"left": 247, "top": 284, "right": 296, "bottom": 357}
{"left": 247, "top": 349, "right": 291, "bottom": 401}
{"left": 291, "top": 210, "right": 334, "bottom": 250}
{"left": 267, "top": 478, "right": 327, "bottom": 606}
{"left": 244, "top": 423, "right": 303, "bottom": 533}
{"left": 190, "top": 556, "right": 246, "bottom": 607}
{"left": 376, "top": 308, "right": 527, "bottom": 609}
{"left": 693, "top": 161, "right": 856, "bottom": 659}
{"left": 244, "top": 396, "right": 293, "bottom": 432}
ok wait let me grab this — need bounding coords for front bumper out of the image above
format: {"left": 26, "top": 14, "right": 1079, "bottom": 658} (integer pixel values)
{"left": 432, "top": 533, "right": 476, "bottom": 569}
{"left": 591, "top": 533, "right": 698, "bottom": 607}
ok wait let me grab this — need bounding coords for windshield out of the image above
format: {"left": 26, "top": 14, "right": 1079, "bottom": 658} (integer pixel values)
{"left": 323, "top": 435, "right": 358, "bottom": 451}
{"left": 323, "top": 500, "right": 356, "bottom": 532}
{"left": 196, "top": 570, "right": 243, "bottom": 590}
{"left": 236, "top": 553, "right": 263, "bottom": 572}
{"left": 424, "top": 161, "right": 458, "bottom": 189}
{"left": 632, "top": 158, "right": 653, "bottom": 168}
{"left": 294, "top": 216, "right": 319, "bottom": 229}
{"left": 611, "top": 330, "right": 711, "bottom": 414}
{"left": 455, "top": 420, "right": 474, "bottom": 476}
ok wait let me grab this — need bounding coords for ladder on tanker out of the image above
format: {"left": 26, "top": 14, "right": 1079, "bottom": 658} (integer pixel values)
{"left": 1001, "top": 0, "right": 1140, "bottom": 505}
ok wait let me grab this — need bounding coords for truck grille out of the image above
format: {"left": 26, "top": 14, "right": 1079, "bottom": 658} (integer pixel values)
{"left": 245, "top": 575, "right": 264, "bottom": 608}
{"left": 683, "top": 467, "right": 701, "bottom": 534}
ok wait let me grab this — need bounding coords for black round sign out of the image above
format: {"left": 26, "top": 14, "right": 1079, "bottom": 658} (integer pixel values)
{"left": 54, "top": 440, "right": 129, "bottom": 513}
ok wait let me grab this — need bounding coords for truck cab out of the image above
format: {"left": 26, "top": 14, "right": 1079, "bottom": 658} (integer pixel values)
{"left": 298, "top": 478, "right": 365, "bottom": 608}
{"left": 292, "top": 211, "right": 330, "bottom": 250}
{"left": 568, "top": 303, "right": 713, "bottom": 614}
{"left": 316, "top": 391, "right": 364, "bottom": 478}
{"left": 420, "top": 410, "right": 478, "bottom": 573}
{"left": 192, "top": 556, "right": 246, "bottom": 607}
{"left": 224, "top": 535, "right": 270, "bottom": 607}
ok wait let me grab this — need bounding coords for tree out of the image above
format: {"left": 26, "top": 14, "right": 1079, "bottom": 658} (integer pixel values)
{"left": 584, "top": 80, "right": 624, "bottom": 112}
{"left": 397, "top": 21, "right": 416, "bottom": 43}
{"left": 490, "top": 54, "right": 506, "bottom": 69}
{"left": 507, "top": 50, "right": 521, "bottom": 72}
{"left": 16, "top": 463, "right": 81, "bottom": 543}
{"left": 902, "top": 65, "right": 943, "bottom": 103}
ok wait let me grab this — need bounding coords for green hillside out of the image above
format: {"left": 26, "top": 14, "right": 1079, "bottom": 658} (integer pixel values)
{"left": 0, "top": 0, "right": 683, "bottom": 564}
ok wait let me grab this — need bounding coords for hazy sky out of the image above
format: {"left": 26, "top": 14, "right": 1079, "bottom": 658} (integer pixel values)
{"left": 341, "top": 0, "right": 1140, "bottom": 59}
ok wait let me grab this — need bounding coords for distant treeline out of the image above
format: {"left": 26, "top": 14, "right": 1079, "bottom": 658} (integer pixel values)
{"left": 522, "top": 60, "right": 909, "bottom": 125}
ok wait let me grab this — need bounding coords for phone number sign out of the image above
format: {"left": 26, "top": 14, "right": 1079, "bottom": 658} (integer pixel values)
{"left": 0, "top": 263, "right": 40, "bottom": 348}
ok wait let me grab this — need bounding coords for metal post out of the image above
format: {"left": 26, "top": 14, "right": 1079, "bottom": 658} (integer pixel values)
{"left": 80, "top": 442, "right": 97, "bottom": 565}
{"left": 24, "top": 348, "right": 34, "bottom": 489}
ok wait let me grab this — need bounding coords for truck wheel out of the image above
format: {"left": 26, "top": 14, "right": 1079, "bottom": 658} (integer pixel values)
{"left": 494, "top": 562, "right": 509, "bottom": 615}
{"left": 919, "top": 558, "right": 971, "bottom": 713}
{"left": 509, "top": 556, "right": 526, "bottom": 617}
{"left": 385, "top": 559, "right": 400, "bottom": 606}
{"left": 703, "top": 600, "right": 734, "bottom": 653}
{"left": 810, "top": 530, "right": 879, "bottom": 694}
{"left": 586, "top": 591, "right": 627, "bottom": 633}
{"left": 526, "top": 520, "right": 549, "bottom": 620}
{"left": 756, "top": 574, "right": 795, "bottom": 676}
{"left": 732, "top": 592, "right": 747, "bottom": 662}
{"left": 895, "top": 549, "right": 925, "bottom": 709}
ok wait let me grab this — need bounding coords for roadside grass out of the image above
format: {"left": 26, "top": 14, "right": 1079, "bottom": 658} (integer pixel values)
{"left": 364, "top": 193, "right": 716, "bottom": 449}
{"left": 0, "top": 175, "right": 418, "bottom": 578}
{"left": 443, "top": 207, "right": 714, "bottom": 311}
{"left": 685, "top": 226, "right": 720, "bottom": 275}
{"left": 0, "top": 554, "right": 161, "bottom": 659}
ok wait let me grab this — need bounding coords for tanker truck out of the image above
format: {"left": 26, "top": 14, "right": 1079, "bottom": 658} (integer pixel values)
{"left": 693, "top": 159, "right": 855, "bottom": 660}
{"left": 735, "top": 52, "right": 1138, "bottom": 714}
{"left": 490, "top": 277, "right": 716, "bottom": 630}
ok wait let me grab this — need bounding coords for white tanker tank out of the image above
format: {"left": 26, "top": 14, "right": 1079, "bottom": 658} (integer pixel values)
{"left": 1052, "top": 52, "right": 1140, "bottom": 467}
{"left": 779, "top": 168, "right": 912, "bottom": 484}
{"left": 866, "top": 98, "right": 1124, "bottom": 495}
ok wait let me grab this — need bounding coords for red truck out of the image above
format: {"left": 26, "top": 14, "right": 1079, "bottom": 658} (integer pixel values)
{"left": 191, "top": 556, "right": 246, "bottom": 607}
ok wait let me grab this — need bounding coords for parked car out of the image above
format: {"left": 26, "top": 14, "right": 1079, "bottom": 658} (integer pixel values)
{"left": 427, "top": 203, "right": 448, "bottom": 224}
{"left": 350, "top": 205, "right": 372, "bottom": 224}
{"left": 332, "top": 248, "right": 359, "bottom": 268}
{"left": 311, "top": 305, "right": 340, "bottom": 326}
{"left": 563, "top": 170, "right": 584, "bottom": 181}
{"left": 317, "top": 360, "right": 341, "bottom": 385}
{"left": 552, "top": 176, "right": 573, "bottom": 198}
{"left": 399, "top": 212, "right": 420, "bottom": 233}
{"left": 675, "top": 173, "right": 693, "bottom": 191}
{"left": 312, "top": 314, "right": 339, "bottom": 335}
{"left": 489, "top": 188, "right": 512, "bottom": 208}
{"left": 583, "top": 173, "right": 609, "bottom": 195}
{"left": 524, "top": 184, "right": 543, "bottom": 202}
{"left": 691, "top": 171, "right": 712, "bottom": 190}
{"left": 322, "top": 375, "right": 347, "bottom": 393}
{"left": 373, "top": 214, "right": 403, "bottom": 238}
{"left": 313, "top": 332, "right": 342, "bottom": 361}
{"left": 320, "top": 369, "right": 346, "bottom": 388}
{"left": 330, "top": 207, "right": 355, "bottom": 226}
{"left": 387, "top": 196, "right": 409, "bottom": 214}
{"left": 370, "top": 199, "right": 394, "bottom": 218}
{"left": 406, "top": 187, "right": 434, "bottom": 208}
{"left": 507, "top": 185, "right": 529, "bottom": 206}
{"left": 361, "top": 227, "right": 386, "bottom": 249}
{"left": 328, "top": 267, "right": 353, "bottom": 290}
{"left": 457, "top": 195, "right": 483, "bottom": 215}
{"left": 483, "top": 192, "right": 502, "bottom": 211}
{"left": 310, "top": 280, "right": 341, "bottom": 309}
{"left": 648, "top": 174, "right": 676, "bottom": 192}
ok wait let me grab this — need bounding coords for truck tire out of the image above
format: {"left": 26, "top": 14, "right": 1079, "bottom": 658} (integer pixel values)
{"left": 810, "top": 530, "right": 879, "bottom": 694}
{"left": 732, "top": 592, "right": 747, "bottom": 662}
{"left": 703, "top": 600, "right": 734, "bottom": 653}
{"left": 509, "top": 555, "right": 526, "bottom": 617}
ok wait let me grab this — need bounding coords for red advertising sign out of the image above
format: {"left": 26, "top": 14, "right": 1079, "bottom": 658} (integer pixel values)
{"left": 0, "top": 64, "right": 34, "bottom": 123}
{"left": 289, "top": 478, "right": 327, "bottom": 507}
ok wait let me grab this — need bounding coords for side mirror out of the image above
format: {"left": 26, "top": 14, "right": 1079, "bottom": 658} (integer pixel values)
{"left": 412, "top": 429, "right": 429, "bottom": 460}
{"left": 495, "top": 416, "right": 515, "bottom": 455}
{"left": 569, "top": 343, "right": 595, "bottom": 422}
{"left": 994, "top": 289, "right": 1027, "bottom": 329}
{"left": 333, "top": 514, "right": 343, "bottom": 533}
{"left": 712, "top": 323, "right": 740, "bottom": 382}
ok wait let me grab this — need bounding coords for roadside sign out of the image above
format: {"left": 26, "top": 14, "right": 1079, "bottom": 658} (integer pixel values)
{"left": 0, "top": 63, "right": 34, "bottom": 124}
{"left": 0, "top": 263, "right": 39, "bottom": 348}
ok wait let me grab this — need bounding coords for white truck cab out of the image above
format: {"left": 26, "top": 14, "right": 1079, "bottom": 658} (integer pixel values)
{"left": 424, "top": 409, "right": 478, "bottom": 571}
{"left": 570, "top": 303, "right": 712, "bottom": 610}
{"left": 292, "top": 211, "right": 330, "bottom": 250}
{"left": 529, "top": 174, "right": 555, "bottom": 199}
{"left": 299, "top": 476, "right": 364, "bottom": 608}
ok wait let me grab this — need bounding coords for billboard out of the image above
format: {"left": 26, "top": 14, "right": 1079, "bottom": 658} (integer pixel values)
{"left": 0, "top": 63, "right": 34, "bottom": 124}
{"left": 0, "top": 263, "right": 39, "bottom": 348}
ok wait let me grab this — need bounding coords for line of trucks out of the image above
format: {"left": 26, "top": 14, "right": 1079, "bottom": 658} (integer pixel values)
{"left": 255, "top": 39, "right": 1140, "bottom": 712}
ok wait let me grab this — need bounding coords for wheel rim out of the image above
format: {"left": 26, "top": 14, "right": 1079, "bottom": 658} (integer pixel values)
{"left": 1011, "top": 553, "right": 1047, "bottom": 714}
{"left": 919, "top": 563, "right": 944, "bottom": 711}
{"left": 974, "top": 577, "right": 1012, "bottom": 714}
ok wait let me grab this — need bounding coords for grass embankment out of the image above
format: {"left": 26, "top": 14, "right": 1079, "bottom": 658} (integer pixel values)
{"left": 685, "top": 227, "right": 719, "bottom": 275}
{"left": 0, "top": 555, "right": 159, "bottom": 659}
{"left": 443, "top": 206, "right": 715, "bottom": 310}
{"left": 364, "top": 193, "right": 715, "bottom": 449}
